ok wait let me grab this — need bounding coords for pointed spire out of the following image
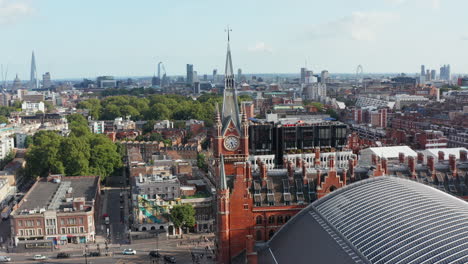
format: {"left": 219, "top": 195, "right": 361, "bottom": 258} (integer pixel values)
{"left": 219, "top": 155, "right": 227, "bottom": 190}
{"left": 215, "top": 102, "right": 221, "bottom": 124}
{"left": 225, "top": 44, "right": 234, "bottom": 78}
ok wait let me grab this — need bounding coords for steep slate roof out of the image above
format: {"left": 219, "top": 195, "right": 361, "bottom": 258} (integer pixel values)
{"left": 259, "top": 176, "right": 468, "bottom": 264}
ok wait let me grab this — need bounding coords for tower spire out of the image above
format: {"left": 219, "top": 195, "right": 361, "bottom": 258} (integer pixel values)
{"left": 221, "top": 28, "right": 241, "bottom": 134}
{"left": 219, "top": 155, "right": 227, "bottom": 190}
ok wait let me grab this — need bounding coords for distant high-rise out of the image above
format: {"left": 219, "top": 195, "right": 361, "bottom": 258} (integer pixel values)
{"left": 186, "top": 64, "right": 194, "bottom": 85}
{"left": 440, "top": 64, "right": 451, "bottom": 81}
{"left": 430, "top": 69, "right": 436, "bottom": 81}
{"left": 13, "top": 74, "right": 21, "bottom": 90}
{"left": 30, "top": 51, "right": 38, "bottom": 89}
{"left": 42, "top": 72, "right": 52, "bottom": 88}
{"left": 420, "top": 65, "right": 425, "bottom": 76}
{"left": 320, "top": 70, "right": 329, "bottom": 84}
{"left": 212, "top": 69, "right": 217, "bottom": 83}
{"left": 237, "top": 68, "right": 242, "bottom": 82}
{"left": 300, "top": 67, "right": 307, "bottom": 84}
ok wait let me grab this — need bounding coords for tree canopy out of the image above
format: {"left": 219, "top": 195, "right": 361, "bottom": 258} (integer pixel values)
{"left": 170, "top": 204, "right": 196, "bottom": 229}
{"left": 25, "top": 115, "right": 122, "bottom": 180}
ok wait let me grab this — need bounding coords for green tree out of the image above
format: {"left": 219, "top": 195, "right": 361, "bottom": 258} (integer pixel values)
{"left": 59, "top": 137, "right": 90, "bottom": 176}
{"left": 44, "top": 101, "right": 55, "bottom": 113}
{"left": 26, "top": 131, "right": 65, "bottom": 178}
{"left": 0, "top": 116, "right": 8, "bottom": 124}
{"left": 24, "top": 135, "right": 34, "bottom": 148}
{"left": 196, "top": 153, "right": 207, "bottom": 171}
{"left": 143, "top": 120, "right": 156, "bottom": 134}
{"left": 77, "top": 99, "right": 102, "bottom": 120}
{"left": 170, "top": 204, "right": 196, "bottom": 229}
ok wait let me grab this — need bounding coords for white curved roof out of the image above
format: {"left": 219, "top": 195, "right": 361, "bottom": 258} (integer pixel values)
{"left": 260, "top": 176, "right": 468, "bottom": 264}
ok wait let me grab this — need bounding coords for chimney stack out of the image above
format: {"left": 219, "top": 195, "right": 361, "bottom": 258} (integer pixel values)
{"left": 348, "top": 158, "right": 355, "bottom": 180}
{"left": 316, "top": 169, "right": 322, "bottom": 187}
{"left": 260, "top": 161, "right": 268, "bottom": 187}
{"left": 287, "top": 161, "right": 294, "bottom": 182}
{"left": 342, "top": 168, "right": 347, "bottom": 185}
{"left": 381, "top": 158, "right": 388, "bottom": 175}
{"left": 296, "top": 157, "right": 303, "bottom": 168}
{"left": 417, "top": 152, "right": 424, "bottom": 164}
{"left": 438, "top": 151, "right": 445, "bottom": 162}
{"left": 371, "top": 154, "right": 378, "bottom": 165}
{"left": 427, "top": 156, "right": 436, "bottom": 181}
{"left": 408, "top": 156, "right": 416, "bottom": 178}
{"left": 315, "top": 147, "right": 321, "bottom": 166}
{"left": 328, "top": 156, "right": 335, "bottom": 170}
{"left": 460, "top": 150, "right": 467, "bottom": 162}
{"left": 449, "top": 154, "right": 457, "bottom": 177}
{"left": 399, "top": 152, "right": 405, "bottom": 164}
{"left": 302, "top": 161, "right": 308, "bottom": 184}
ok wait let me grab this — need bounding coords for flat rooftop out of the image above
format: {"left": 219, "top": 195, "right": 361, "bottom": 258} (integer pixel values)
{"left": 17, "top": 176, "right": 98, "bottom": 212}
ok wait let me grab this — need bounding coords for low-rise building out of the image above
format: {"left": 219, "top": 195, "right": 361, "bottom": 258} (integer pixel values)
{"left": 11, "top": 175, "right": 100, "bottom": 247}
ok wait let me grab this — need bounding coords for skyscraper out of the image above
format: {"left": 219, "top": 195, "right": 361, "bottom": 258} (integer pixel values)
{"left": 213, "top": 69, "right": 217, "bottom": 82}
{"left": 186, "top": 64, "right": 194, "bottom": 86}
{"left": 42, "top": 72, "right": 52, "bottom": 88}
{"left": 420, "top": 65, "right": 425, "bottom": 76}
{"left": 30, "top": 51, "right": 38, "bottom": 89}
{"left": 237, "top": 68, "right": 242, "bottom": 82}
{"left": 300, "top": 67, "right": 307, "bottom": 84}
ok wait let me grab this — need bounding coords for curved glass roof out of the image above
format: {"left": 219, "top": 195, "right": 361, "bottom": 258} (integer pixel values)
{"left": 260, "top": 176, "right": 468, "bottom": 264}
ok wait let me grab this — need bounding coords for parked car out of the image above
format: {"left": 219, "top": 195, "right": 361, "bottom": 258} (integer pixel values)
{"left": 149, "top": 251, "right": 161, "bottom": 258}
{"left": 85, "top": 252, "right": 101, "bottom": 257}
{"left": 33, "top": 255, "right": 47, "bottom": 260}
{"left": 56, "top": 252, "right": 70, "bottom": 259}
{"left": 164, "top": 255, "right": 176, "bottom": 263}
{"left": 122, "top": 248, "right": 136, "bottom": 255}
{"left": 0, "top": 256, "right": 11, "bottom": 262}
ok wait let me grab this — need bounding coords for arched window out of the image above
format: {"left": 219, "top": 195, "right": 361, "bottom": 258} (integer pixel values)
{"left": 277, "top": 216, "right": 283, "bottom": 224}
{"left": 256, "top": 230, "right": 262, "bottom": 241}
{"left": 256, "top": 216, "right": 263, "bottom": 225}
{"left": 268, "top": 216, "right": 275, "bottom": 225}
{"left": 285, "top": 215, "right": 291, "bottom": 222}
{"left": 269, "top": 229, "right": 275, "bottom": 239}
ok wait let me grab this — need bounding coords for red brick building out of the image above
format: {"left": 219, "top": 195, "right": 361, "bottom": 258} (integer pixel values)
{"left": 212, "top": 40, "right": 351, "bottom": 264}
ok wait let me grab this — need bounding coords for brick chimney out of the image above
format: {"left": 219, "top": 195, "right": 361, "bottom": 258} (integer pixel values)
{"left": 296, "top": 157, "right": 303, "bottom": 168}
{"left": 449, "top": 154, "right": 457, "bottom": 177}
{"left": 427, "top": 156, "right": 436, "bottom": 181}
{"left": 316, "top": 169, "right": 322, "bottom": 187}
{"left": 371, "top": 154, "right": 378, "bottom": 165}
{"left": 260, "top": 161, "right": 268, "bottom": 186}
{"left": 328, "top": 156, "right": 335, "bottom": 170}
{"left": 342, "top": 168, "right": 347, "bottom": 185}
{"left": 381, "top": 158, "right": 388, "bottom": 175}
{"left": 302, "top": 161, "right": 308, "bottom": 184}
{"left": 417, "top": 152, "right": 424, "bottom": 164}
{"left": 460, "top": 150, "right": 467, "bottom": 162}
{"left": 399, "top": 152, "right": 405, "bottom": 164}
{"left": 314, "top": 147, "right": 321, "bottom": 166}
{"left": 287, "top": 160, "right": 294, "bottom": 183}
{"left": 246, "top": 162, "right": 252, "bottom": 188}
{"left": 348, "top": 158, "right": 355, "bottom": 180}
{"left": 438, "top": 151, "right": 445, "bottom": 162}
{"left": 408, "top": 156, "right": 416, "bottom": 179}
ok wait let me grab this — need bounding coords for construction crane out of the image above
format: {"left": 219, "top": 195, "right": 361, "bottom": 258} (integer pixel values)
{"left": 0, "top": 64, "right": 8, "bottom": 90}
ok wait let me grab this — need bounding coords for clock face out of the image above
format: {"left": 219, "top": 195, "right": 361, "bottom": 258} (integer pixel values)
{"left": 224, "top": 136, "right": 240, "bottom": 151}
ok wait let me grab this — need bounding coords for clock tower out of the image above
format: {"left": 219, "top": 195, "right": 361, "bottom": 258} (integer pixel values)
{"left": 213, "top": 29, "right": 249, "bottom": 176}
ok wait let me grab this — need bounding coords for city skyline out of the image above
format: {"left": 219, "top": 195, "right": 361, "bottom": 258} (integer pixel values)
{"left": 1, "top": 0, "right": 468, "bottom": 78}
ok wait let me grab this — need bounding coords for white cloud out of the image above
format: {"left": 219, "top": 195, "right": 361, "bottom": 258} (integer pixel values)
{"left": 0, "top": 0, "right": 33, "bottom": 25}
{"left": 307, "top": 11, "right": 399, "bottom": 41}
{"left": 248, "top": 42, "right": 273, "bottom": 53}
{"left": 385, "top": 0, "right": 441, "bottom": 9}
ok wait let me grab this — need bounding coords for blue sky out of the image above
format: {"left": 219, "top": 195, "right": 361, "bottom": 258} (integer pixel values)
{"left": 0, "top": 0, "right": 467, "bottom": 79}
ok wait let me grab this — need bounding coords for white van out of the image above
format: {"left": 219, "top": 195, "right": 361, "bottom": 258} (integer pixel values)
{"left": 0, "top": 256, "right": 11, "bottom": 262}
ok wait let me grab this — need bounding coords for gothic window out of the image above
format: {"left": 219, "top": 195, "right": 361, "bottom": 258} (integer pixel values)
{"left": 269, "top": 229, "right": 275, "bottom": 239}
{"left": 277, "top": 216, "right": 283, "bottom": 224}
{"left": 256, "top": 230, "right": 262, "bottom": 241}
{"left": 256, "top": 216, "right": 263, "bottom": 225}
{"left": 268, "top": 216, "right": 275, "bottom": 225}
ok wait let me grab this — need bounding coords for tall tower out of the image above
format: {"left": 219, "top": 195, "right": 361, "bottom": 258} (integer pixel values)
{"left": 30, "top": 51, "right": 38, "bottom": 89}
{"left": 215, "top": 29, "right": 253, "bottom": 264}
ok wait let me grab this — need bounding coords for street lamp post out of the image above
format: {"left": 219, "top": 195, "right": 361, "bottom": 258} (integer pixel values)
{"left": 84, "top": 244, "right": 88, "bottom": 264}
